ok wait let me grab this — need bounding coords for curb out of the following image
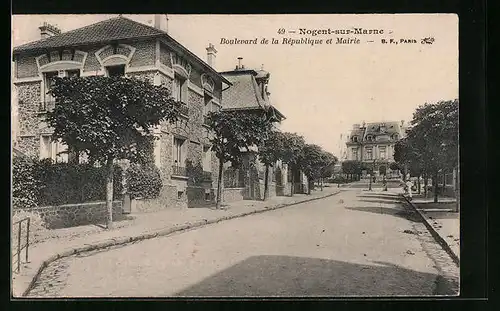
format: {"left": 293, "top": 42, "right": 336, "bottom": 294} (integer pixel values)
{"left": 22, "top": 190, "right": 341, "bottom": 297}
{"left": 401, "top": 195, "right": 459, "bottom": 267}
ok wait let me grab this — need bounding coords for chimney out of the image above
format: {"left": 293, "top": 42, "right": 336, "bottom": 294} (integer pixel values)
{"left": 206, "top": 43, "right": 217, "bottom": 69}
{"left": 154, "top": 15, "right": 162, "bottom": 29}
{"left": 153, "top": 14, "right": 169, "bottom": 33}
{"left": 236, "top": 57, "right": 244, "bottom": 70}
{"left": 39, "top": 22, "right": 61, "bottom": 39}
{"left": 400, "top": 120, "right": 405, "bottom": 127}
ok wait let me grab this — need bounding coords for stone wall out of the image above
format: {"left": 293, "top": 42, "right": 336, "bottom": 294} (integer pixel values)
{"left": 15, "top": 54, "right": 39, "bottom": 78}
{"left": 14, "top": 201, "right": 123, "bottom": 229}
{"left": 187, "top": 186, "right": 213, "bottom": 208}
{"left": 223, "top": 188, "right": 246, "bottom": 203}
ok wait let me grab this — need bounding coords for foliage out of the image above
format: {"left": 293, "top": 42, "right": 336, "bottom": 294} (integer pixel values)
{"left": 35, "top": 160, "right": 123, "bottom": 206}
{"left": 280, "top": 132, "right": 306, "bottom": 167}
{"left": 46, "top": 76, "right": 180, "bottom": 164}
{"left": 389, "top": 162, "right": 400, "bottom": 171}
{"left": 207, "top": 110, "right": 273, "bottom": 167}
{"left": 398, "top": 99, "right": 459, "bottom": 203}
{"left": 46, "top": 75, "right": 180, "bottom": 225}
{"left": 341, "top": 160, "right": 363, "bottom": 176}
{"left": 12, "top": 156, "right": 41, "bottom": 209}
{"left": 298, "top": 144, "right": 325, "bottom": 181}
{"left": 185, "top": 159, "right": 205, "bottom": 186}
{"left": 125, "top": 163, "right": 162, "bottom": 199}
{"left": 329, "top": 175, "right": 348, "bottom": 184}
{"left": 12, "top": 157, "right": 124, "bottom": 208}
{"left": 258, "top": 130, "right": 285, "bottom": 167}
{"left": 320, "top": 151, "right": 338, "bottom": 179}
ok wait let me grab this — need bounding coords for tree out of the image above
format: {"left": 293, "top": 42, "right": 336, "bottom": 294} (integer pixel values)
{"left": 280, "top": 132, "right": 306, "bottom": 196}
{"left": 318, "top": 151, "right": 337, "bottom": 190}
{"left": 341, "top": 160, "right": 363, "bottom": 181}
{"left": 258, "top": 130, "right": 285, "bottom": 201}
{"left": 404, "top": 99, "right": 458, "bottom": 203}
{"left": 298, "top": 144, "right": 324, "bottom": 194}
{"left": 46, "top": 75, "right": 180, "bottom": 228}
{"left": 207, "top": 110, "right": 272, "bottom": 209}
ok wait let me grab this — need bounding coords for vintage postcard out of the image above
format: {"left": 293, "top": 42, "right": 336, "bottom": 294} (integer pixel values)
{"left": 11, "top": 14, "right": 459, "bottom": 298}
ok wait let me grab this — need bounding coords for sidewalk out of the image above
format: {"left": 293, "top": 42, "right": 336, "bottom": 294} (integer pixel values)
{"left": 403, "top": 194, "right": 459, "bottom": 265}
{"left": 12, "top": 187, "right": 341, "bottom": 297}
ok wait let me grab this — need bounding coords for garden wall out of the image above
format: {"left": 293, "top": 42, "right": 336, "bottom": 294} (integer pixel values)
{"left": 13, "top": 201, "right": 123, "bottom": 229}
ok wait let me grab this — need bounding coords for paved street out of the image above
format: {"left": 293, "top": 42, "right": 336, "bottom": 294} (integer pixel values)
{"left": 27, "top": 189, "right": 459, "bottom": 297}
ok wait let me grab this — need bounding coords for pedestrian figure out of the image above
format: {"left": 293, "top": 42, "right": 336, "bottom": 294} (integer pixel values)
{"left": 382, "top": 176, "right": 387, "bottom": 191}
{"left": 405, "top": 179, "right": 413, "bottom": 200}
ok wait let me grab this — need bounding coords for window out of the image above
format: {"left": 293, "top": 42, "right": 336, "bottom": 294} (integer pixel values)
{"left": 43, "top": 71, "right": 58, "bottom": 102}
{"left": 204, "top": 93, "right": 212, "bottom": 116}
{"left": 203, "top": 146, "right": 211, "bottom": 172}
{"left": 173, "top": 137, "right": 185, "bottom": 167}
{"left": 379, "top": 147, "right": 386, "bottom": 159}
{"left": 352, "top": 148, "right": 358, "bottom": 160}
{"left": 106, "top": 65, "right": 125, "bottom": 77}
{"left": 40, "top": 135, "right": 68, "bottom": 162}
{"left": 366, "top": 148, "right": 373, "bottom": 160}
{"left": 66, "top": 70, "right": 80, "bottom": 78}
{"left": 352, "top": 136, "right": 358, "bottom": 143}
{"left": 173, "top": 75, "right": 186, "bottom": 102}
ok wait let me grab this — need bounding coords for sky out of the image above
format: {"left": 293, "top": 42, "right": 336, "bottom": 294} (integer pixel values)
{"left": 11, "top": 14, "right": 458, "bottom": 157}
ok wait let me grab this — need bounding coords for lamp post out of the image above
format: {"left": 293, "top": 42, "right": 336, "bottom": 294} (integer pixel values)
{"left": 368, "top": 173, "right": 372, "bottom": 191}
{"left": 368, "top": 159, "right": 376, "bottom": 191}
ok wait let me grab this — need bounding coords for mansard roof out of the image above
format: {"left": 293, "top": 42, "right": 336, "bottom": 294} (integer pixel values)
{"left": 12, "top": 16, "right": 231, "bottom": 85}
{"left": 220, "top": 69, "right": 285, "bottom": 121}
{"left": 347, "top": 121, "right": 404, "bottom": 144}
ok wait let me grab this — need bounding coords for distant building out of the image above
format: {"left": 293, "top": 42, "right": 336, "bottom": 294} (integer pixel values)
{"left": 345, "top": 120, "right": 407, "bottom": 177}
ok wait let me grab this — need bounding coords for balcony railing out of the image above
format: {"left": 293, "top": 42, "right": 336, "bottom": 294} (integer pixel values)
{"left": 203, "top": 171, "right": 212, "bottom": 180}
{"left": 38, "top": 100, "right": 56, "bottom": 113}
{"left": 178, "top": 102, "right": 189, "bottom": 116}
{"left": 172, "top": 165, "right": 187, "bottom": 176}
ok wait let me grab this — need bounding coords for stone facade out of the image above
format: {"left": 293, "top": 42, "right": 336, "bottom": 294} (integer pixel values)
{"left": 13, "top": 31, "right": 230, "bottom": 210}
{"left": 14, "top": 201, "right": 123, "bottom": 229}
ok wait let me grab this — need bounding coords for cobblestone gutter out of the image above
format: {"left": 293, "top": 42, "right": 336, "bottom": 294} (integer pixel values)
{"left": 21, "top": 190, "right": 341, "bottom": 297}
{"left": 401, "top": 195, "right": 460, "bottom": 267}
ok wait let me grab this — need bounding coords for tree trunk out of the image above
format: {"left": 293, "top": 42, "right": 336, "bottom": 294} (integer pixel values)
{"left": 307, "top": 179, "right": 312, "bottom": 195}
{"left": 105, "top": 156, "right": 114, "bottom": 229}
{"left": 320, "top": 178, "right": 323, "bottom": 191}
{"left": 290, "top": 166, "right": 295, "bottom": 197}
{"left": 216, "top": 157, "right": 224, "bottom": 209}
{"left": 423, "top": 172, "right": 428, "bottom": 198}
{"left": 417, "top": 174, "right": 421, "bottom": 194}
{"left": 433, "top": 171, "right": 439, "bottom": 203}
{"left": 263, "top": 164, "right": 270, "bottom": 201}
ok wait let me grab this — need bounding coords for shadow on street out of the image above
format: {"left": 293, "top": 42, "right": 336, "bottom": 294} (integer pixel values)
{"left": 174, "top": 255, "right": 457, "bottom": 297}
{"left": 358, "top": 199, "right": 401, "bottom": 205}
{"left": 344, "top": 205, "right": 423, "bottom": 223}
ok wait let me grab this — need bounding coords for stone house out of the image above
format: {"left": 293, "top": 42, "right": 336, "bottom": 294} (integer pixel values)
{"left": 12, "top": 16, "right": 233, "bottom": 209}
{"left": 220, "top": 58, "right": 309, "bottom": 200}
{"left": 345, "top": 121, "right": 407, "bottom": 178}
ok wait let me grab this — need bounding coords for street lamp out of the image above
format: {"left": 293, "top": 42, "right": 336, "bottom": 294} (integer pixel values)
{"left": 368, "top": 159, "right": 376, "bottom": 191}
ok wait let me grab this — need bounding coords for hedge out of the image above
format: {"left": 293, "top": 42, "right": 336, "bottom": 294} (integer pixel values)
{"left": 12, "top": 157, "right": 123, "bottom": 208}
{"left": 125, "top": 163, "right": 162, "bottom": 199}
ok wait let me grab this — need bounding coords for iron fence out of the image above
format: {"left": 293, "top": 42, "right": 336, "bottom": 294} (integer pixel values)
{"left": 178, "top": 103, "right": 189, "bottom": 116}
{"left": 172, "top": 165, "right": 187, "bottom": 176}
{"left": 203, "top": 171, "right": 212, "bottom": 180}
{"left": 12, "top": 217, "right": 30, "bottom": 274}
